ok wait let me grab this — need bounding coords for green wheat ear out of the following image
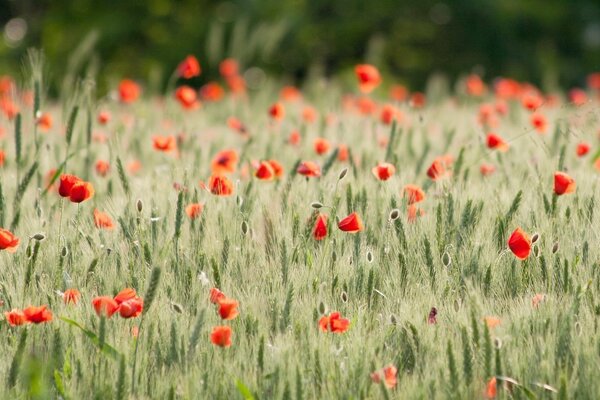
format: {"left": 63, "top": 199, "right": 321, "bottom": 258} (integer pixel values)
{"left": 144, "top": 267, "right": 162, "bottom": 313}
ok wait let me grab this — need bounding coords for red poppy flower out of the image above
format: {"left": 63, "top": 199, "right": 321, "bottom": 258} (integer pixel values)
{"left": 36, "top": 112, "right": 52, "bottom": 132}
{"left": 403, "top": 184, "right": 425, "bottom": 204}
{"left": 486, "top": 133, "right": 509, "bottom": 152}
{"left": 521, "top": 93, "right": 543, "bottom": 111}
{"left": 0, "top": 228, "right": 19, "bottom": 252}
{"left": 185, "top": 203, "right": 204, "bottom": 219}
{"left": 554, "top": 171, "right": 576, "bottom": 195}
{"left": 93, "top": 209, "right": 115, "bottom": 229}
{"left": 355, "top": 64, "right": 381, "bottom": 93}
{"left": 337, "top": 144, "right": 349, "bottom": 162}
{"left": 119, "top": 297, "right": 144, "bottom": 319}
{"left": 92, "top": 296, "right": 119, "bottom": 318}
{"left": 267, "top": 160, "right": 284, "bottom": 178}
{"left": 226, "top": 75, "right": 246, "bottom": 95}
{"left": 576, "top": 142, "right": 590, "bottom": 157}
{"left": 318, "top": 312, "right": 350, "bottom": 333}
{"left": 338, "top": 212, "right": 363, "bottom": 233}
{"left": 95, "top": 160, "right": 110, "bottom": 177}
{"left": 389, "top": 84, "right": 408, "bottom": 102}
{"left": 530, "top": 113, "right": 547, "bottom": 134}
{"left": 372, "top": 162, "right": 396, "bottom": 181}
{"left": 486, "top": 377, "right": 497, "bottom": 399}
{"left": 210, "top": 288, "right": 226, "bottom": 304}
{"left": 255, "top": 161, "right": 275, "bottom": 181}
{"left": 269, "top": 102, "right": 285, "bottom": 121}
{"left": 211, "top": 149, "right": 238, "bottom": 175}
{"left": 370, "top": 365, "right": 398, "bottom": 389}
{"left": 113, "top": 288, "right": 137, "bottom": 305}
{"left": 23, "top": 305, "right": 53, "bottom": 324}
{"left": 407, "top": 204, "right": 424, "bottom": 223}
{"left": 63, "top": 288, "right": 81, "bottom": 305}
{"left": 288, "top": 130, "right": 301, "bottom": 146}
{"left": 217, "top": 298, "right": 239, "bottom": 320}
{"left": 313, "top": 137, "right": 331, "bottom": 155}
{"left": 118, "top": 79, "right": 140, "bottom": 103}
{"left": 98, "top": 111, "right": 111, "bottom": 125}
{"left": 69, "top": 181, "right": 94, "bottom": 203}
{"left": 313, "top": 214, "right": 328, "bottom": 241}
{"left": 219, "top": 58, "right": 238, "bottom": 78}
{"left": 210, "top": 326, "right": 232, "bottom": 347}
{"left": 0, "top": 150, "right": 4, "bottom": 167}
{"left": 200, "top": 82, "right": 224, "bottom": 102}
{"left": 297, "top": 161, "right": 321, "bottom": 178}
{"left": 177, "top": 55, "right": 201, "bottom": 79}
{"left": 410, "top": 92, "right": 426, "bottom": 108}
{"left": 569, "top": 88, "right": 587, "bottom": 106}
{"left": 302, "top": 106, "right": 317, "bottom": 123}
{"left": 379, "top": 104, "right": 399, "bottom": 125}
{"left": 427, "top": 159, "right": 447, "bottom": 181}
{"left": 466, "top": 74, "right": 486, "bottom": 96}
{"left": 280, "top": 86, "right": 302, "bottom": 102}
{"left": 59, "top": 174, "right": 82, "bottom": 197}
{"left": 480, "top": 163, "right": 496, "bottom": 176}
{"left": 5, "top": 309, "right": 27, "bottom": 326}
{"left": 175, "top": 86, "right": 199, "bottom": 109}
{"left": 208, "top": 175, "right": 234, "bottom": 196}
{"left": 152, "top": 135, "right": 177, "bottom": 153}
{"left": 508, "top": 227, "right": 531, "bottom": 260}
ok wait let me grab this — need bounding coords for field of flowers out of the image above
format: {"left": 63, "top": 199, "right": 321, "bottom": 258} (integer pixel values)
{"left": 1, "top": 52, "right": 600, "bottom": 399}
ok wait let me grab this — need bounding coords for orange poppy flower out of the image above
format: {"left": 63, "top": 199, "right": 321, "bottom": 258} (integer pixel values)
{"left": 297, "top": 161, "right": 321, "bottom": 178}
{"left": 530, "top": 113, "right": 547, "bottom": 134}
{"left": 318, "top": 312, "right": 350, "bottom": 333}
{"left": 355, "top": 64, "right": 381, "bottom": 93}
{"left": 63, "top": 288, "right": 81, "bottom": 305}
{"left": 185, "top": 203, "right": 204, "bottom": 219}
{"left": 119, "top": 297, "right": 144, "bottom": 319}
{"left": 569, "top": 88, "right": 587, "bottom": 106}
{"left": 0, "top": 97, "right": 18, "bottom": 120}
{"left": 267, "top": 160, "right": 284, "bottom": 178}
{"left": 128, "top": 160, "right": 142, "bottom": 175}
{"left": 208, "top": 175, "right": 234, "bottom": 196}
{"left": 226, "top": 75, "right": 246, "bottom": 95}
{"left": 313, "top": 137, "right": 331, "bottom": 155}
{"left": 403, "top": 184, "right": 425, "bottom": 204}
{"left": 478, "top": 104, "right": 498, "bottom": 127}
{"left": 175, "top": 86, "right": 199, "bottom": 109}
{"left": 280, "top": 86, "right": 302, "bottom": 102}
{"left": 36, "top": 112, "right": 52, "bottom": 132}
{"left": 554, "top": 171, "right": 576, "bottom": 195}
{"left": 313, "top": 214, "right": 328, "bottom": 241}
{"left": 486, "top": 377, "right": 497, "bottom": 399}
{"left": 486, "top": 133, "right": 509, "bottom": 152}
{"left": 93, "top": 296, "right": 119, "bottom": 317}
{"left": 288, "top": 130, "right": 301, "bottom": 146}
{"left": 407, "top": 204, "right": 424, "bottom": 223}
{"left": 269, "top": 102, "right": 285, "bottom": 121}
{"left": 372, "top": 162, "right": 395, "bottom": 181}
{"left": 210, "top": 288, "right": 226, "bottom": 304}
{"left": 410, "top": 92, "right": 426, "bottom": 108}
{"left": 211, "top": 149, "right": 238, "bottom": 175}
{"left": 93, "top": 209, "right": 115, "bottom": 229}
{"left": 0, "top": 228, "right": 19, "bottom": 252}
{"left": 338, "top": 212, "right": 363, "bottom": 233}
{"left": 210, "top": 325, "right": 232, "bottom": 347}
{"left": 355, "top": 96, "right": 377, "bottom": 115}
{"left": 97, "top": 110, "right": 111, "bottom": 125}
{"left": 219, "top": 58, "right": 238, "bottom": 78}
{"left": 576, "top": 142, "right": 590, "bottom": 157}
{"left": 177, "top": 55, "right": 201, "bottom": 79}
{"left": 95, "top": 160, "right": 110, "bottom": 177}
{"left": 118, "top": 79, "right": 141, "bottom": 103}
{"left": 466, "top": 74, "right": 486, "bottom": 96}
{"left": 152, "top": 135, "right": 177, "bottom": 153}
{"left": 521, "top": 92, "right": 543, "bottom": 111}
{"left": 217, "top": 298, "right": 239, "bottom": 320}
{"left": 370, "top": 365, "right": 398, "bottom": 389}
{"left": 23, "top": 305, "right": 53, "bottom": 324}
{"left": 58, "top": 174, "right": 82, "bottom": 197}
{"left": 0, "top": 150, "right": 4, "bottom": 167}
{"left": 200, "top": 82, "right": 225, "bottom": 102}
{"left": 427, "top": 157, "right": 452, "bottom": 181}
{"left": 484, "top": 316, "right": 501, "bottom": 329}
{"left": 114, "top": 288, "right": 137, "bottom": 305}
{"left": 69, "top": 181, "right": 94, "bottom": 203}
{"left": 254, "top": 161, "right": 274, "bottom": 181}
{"left": 480, "top": 163, "right": 496, "bottom": 176}
{"left": 508, "top": 227, "right": 531, "bottom": 260}
{"left": 5, "top": 309, "right": 27, "bottom": 326}
{"left": 380, "top": 104, "right": 399, "bottom": 125}
{"left": 302, "top": 106, "right": 317, "bottom": 123}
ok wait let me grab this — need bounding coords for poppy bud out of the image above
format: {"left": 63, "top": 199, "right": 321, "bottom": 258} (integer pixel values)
{"left": 61, "top": 246, "right": 68, "bottom": 257}
{"left": 533, "top": 245, "right": 540, "bottom": 258}
{"left": 552, "top": 241, "right": 559, "bottom": 254}
{"left": 338, "top": 168, "right": 348, "bottom": 181}
{"left": 318, "top": 301, "right": 326, "bottom": 315}
{"left": 366, "top": 251, "right": 373, "bottom": 263}
{"left": 171, "top": 302, "right": 183, "bottom": 313}
{"left": 311, "top": 201, "right": 324, "bottom": 209}
{"left": 31, "top": 233, "right": 45, "bottom": 241}
{"left": 453, "top": 299, "right": 461, "bottom": 312}
{"left": 442, "top": 252, "right": 451, "bottom": 267}
{"left": 26, "top": 244, "right": 32, "bottom": 258}
{"left": 389, "top": 314, "right": 397, "bottom": 325}
{"left": 241, "top": 221, "right": 249, "bottom": 235}
{"left": 531, "top": 232, "right": 540, "bottom": 244}
{"left": 136, "top": 199, "right": 143, "bottom": 213}
{"left": 340, "top": 291, "right": 348, "bottom": 303}
{"left": 494, "top": 337, "right": 503, "bottom": 349}
{"left": 236, "top": 196, "right": 244, "bottom": 208}
{"left": 389, "top": 209, "right": 400, "bottom": 221}
{"left": 332, "top": 251, "right": 337, "bottom": 262}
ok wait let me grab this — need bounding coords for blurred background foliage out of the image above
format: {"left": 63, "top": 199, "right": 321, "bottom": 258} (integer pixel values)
{"left": 1, "top": 0, "right": 599, "bottom": 95}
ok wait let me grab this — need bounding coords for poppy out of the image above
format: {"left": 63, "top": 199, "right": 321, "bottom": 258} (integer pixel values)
{"left": 267, "top": 160, "right": 284, "bottom": 178}
{"left": 480, "top": 163, "right": 496, "bottom": 176}
{"left": 389, "top": 84, "right": 408, "bottom": 102}
{"left": 288, "top": 130, "right": 301, "bottom": 146}
{"left": 23, "top": 305, "right": 53, "bottom": 324}
{"left": 208, "top": 175, "right": 234, "bottom": 196}
{"left": 95, "top": 160, "right": 110, "bottom": 177}
{"left": 211, "top": 149, "right": 238, "bottom": 174}
{"left": 226, "top": 75, "right": 246, "bottom": 95}
{"left": 372, "top": 162, "right": 395, "bottom": 181}
{"left": 0, "top": 228, "right": 19, "bottom": 252}
{"left": 98, "top": 111, "right": 111, "bottom": 125}
{"left": 318, "top": 312, "right": 350, "bottom": 333}
{"left": 530, "top": 113, "right": 547, "bottom": 134}
{"left": 36, "top": 112, "right": 52, "bottom": 132}
{"left": 508, "top": 228, "right": 531, "bottom": 260}
{"left": 428, "top": 307, "right": 437, "bottom": 324}
{"left": 152, "top": 135, "right": 177, "bottom": 153}
{"left": 427, "top": 157, "right": 452, "bottom": 180}
{"left": 355, "top": 64, "right": 381, "bottom": 93}
{"left": 177, "top": 55, "right": 201, "bottom": 79}
{"left": 486, "top": 377, "right": 497, "bottom": 399}
{"left": 63, "top": 288, "right": 81, "bottom": 305}
{"left": 484, "top": 316, "right": 501, "bottom": 329}
{"left": 338, "top": 212, "right": 363, "bottom": 233}
{"left": 200, "top": 82, "right": 224, "bottom": 102}
{"left": 576, "top": 142, "right": 590, "bottom": 157}
{"left": 521, "top": 93, "right": 543, "bottom": 111}
{"left": 93, "top": 209, "right": 115, "bottom": 229}
{"left": 128, "top": 160, "right": 142, "bottom": 175}
{"left": 0, "top": 150, "right": 4, "bottom": 167}
{"left": 569, "top": 88, "right": 587, "bottom": 106}
{"left": 185, "top": 203, "right": 204, "bottom": 219}
{"left": 114, "top": 288, "right": 137, "bottom": 305}
{"left": 280, "top": 86, "right": 302, "bottom": 102}
{"left": 370, "top": 365, "right": 398, "bottom": 389}
{"left": 554, "top": 172, "right": 576, "bottom": 195}
{"left": 407, "top": 204, "right": 424, "bottom": 223}
{"left": 227, "top": 117, "right": 248, "bottom": 136}
{"left": 210, "top": 325, "right": 232, "bottom": 347}
{"left": 337, "top": 144, "right": 349, "bottom": 162}
{"left": 532, "top": 293, "right": 546, "bottom": 308}
{"left": 118, "top": 79, "right": 141, "bottom": 103}
{"left": 403, "top": 184, "right": 425, "bottom": 204}
{"left": 297, "top": 161, "right": 321, "bottom": 178}
{"left": 119, "top": 297, "right": 144, "bottom": 319}
{"left": 302, "top": 106, "right": 317, "bottom": 123}
{"left": 355, "top": 96, "right": 377, "bottom": 115}
{"left": 255, "top": 161, "right": 275, "bottom": 181}
{"left": 217, "top": 298, "right": 239, "bottom": 320}
{"left": 92, "top": 296, "right": 119, "bottom": 318}
{"left": 486, "top": 133, "right": 509, "bottom": 152}
{"left": 380, "top": 104, "right": 399, "bottom": 125}
{"left": 69, "top": 181, "right": 94, "bottom": 203}
{"left": 313, "top": 214, "right": 328, "bottom": 241}
{"left": 313, "top": 138, "right": 331, "bottom": 155}
{"left": 58, "top": 174, "right": 82, "bottom": 197}
{"left": 410, "top": 92, "right": 426, "bottom": 108}
{"left": 269, "top": 102, "right": 285, "bottom": 121}
{"left": 478, "top": 104, "right": 499, "bottom": 128}
{"left": 219, "top": 58, "right": 238, "bottom": 78}
{"left": 466, "top": 74, "right": 486, "bottom": 96}
{"left": 210, "top": 288, "right": 226, "bottom": 304}
{"left": 175, "top": 86, "right": 199, "bottom": 109}
{"left": 5, "top": 309, "right": 27, "bottom": 326}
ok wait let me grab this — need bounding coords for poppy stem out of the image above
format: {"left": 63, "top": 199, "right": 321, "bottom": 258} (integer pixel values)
{"left": 57, "top": 200, "right": 65, "bottom": 258}
{"left": 130, "top": 316, "right": 145, "bottom": 394}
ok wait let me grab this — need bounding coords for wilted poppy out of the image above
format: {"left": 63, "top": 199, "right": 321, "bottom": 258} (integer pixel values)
{"left": 5, "top": 309, "right": 27, "bottom": 326}
{"left": 297, "top": 161, "right": 321, "bottom": 178}
{"left": 92, "top": 296, "right": 119, "bottom": 318}
{"left": 119, "top": 297, "right": 144, "bottom": 319}
{"left": 23, "top": 305, "right": 53, "bottom": 324}
{"left": 152, "top": 135, "right": 177, "bottom": 153}
{"left": 370, "top": 365, "right": 398, "bottom": 389}
{"left": 177, "top": 55, "right": 201, "bottom": 79}
{"left": 486, "top": 133, "right": 509, "bottom": 152}
{"left": 186, "top": 203, "right": 204, "bottom": 219}
{"left": 0, "top": 228, "right": 19, "bottom": 252}
{"left": 69, "top": 181, "right": 94, "bottom": 203}
{"left": 210, "top": 326, "right": 232, "bottom": 347}
{"left": 554, "top": 171, "right": 576, "bottom": 195}
{"left": 93, "top": 209, "right": 115, "bottom": 229}
{"left": 318, "top": 312, "right": 350, "bottom": 333}
{"left": 508, "top": 227, "right": 531, "bottom": 260}
{"left": 118, "top": 79, "right": 141, "bottom": 103}
{"left": 355, "top": 64, "right": 381, "bottom": 93}
{"left": 338, "top": 212, "right": 363, "bottom": 233}
{"left": 211, "top": 149, "right": 238, "bottom": 174}
{"left": 403, "top": 184, "right": 425, "bottom": 204}
{"left": 217, "top": 298, "right": 239, "bottom": 320}
{"left": 175, "top": 86, "right": 199, "bottom": 109}
{"left": 63, "top": 288, "right": 81, "bottom": 305}
{"left": 208, "top": 175, "right": 234, "bottom": 196}
{"left": 313, "top": 214, "right": 328, "bottom": 241}
{"left": 372, "top": 162, "right": 396, "bottom": 181}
